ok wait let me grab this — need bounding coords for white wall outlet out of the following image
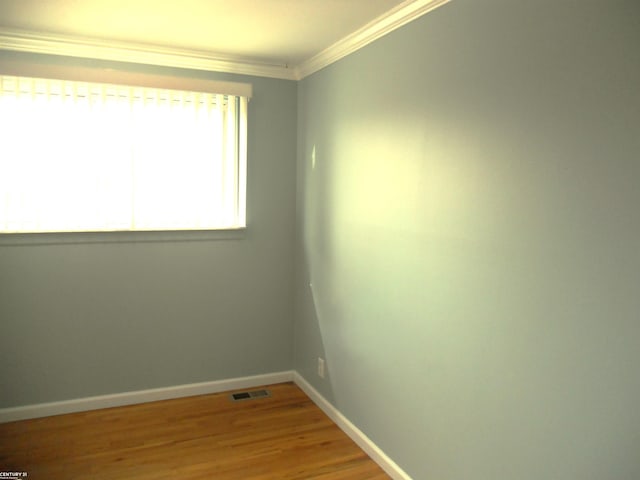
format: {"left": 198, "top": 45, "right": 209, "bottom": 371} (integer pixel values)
{"left": 317, "top": 357, "right": 325, "bottom": 379}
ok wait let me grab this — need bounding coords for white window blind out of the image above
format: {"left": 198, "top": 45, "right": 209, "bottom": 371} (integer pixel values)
{"left": 0, "top": 74, "right": 248, "bottom": 233}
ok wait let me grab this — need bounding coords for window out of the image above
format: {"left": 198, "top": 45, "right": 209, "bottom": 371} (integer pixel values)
{"left": 0, "top": 71, "right": 248, "bottom": 234}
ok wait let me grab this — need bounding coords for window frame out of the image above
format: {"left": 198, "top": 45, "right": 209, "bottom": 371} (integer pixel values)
{"left": 0, "top": 61, "right": 252, "bottom": 242}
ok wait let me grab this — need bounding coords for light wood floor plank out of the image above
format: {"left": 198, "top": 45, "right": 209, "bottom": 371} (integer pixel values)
{"left": 0, "top": 382, "right": 391, "bottom": 480}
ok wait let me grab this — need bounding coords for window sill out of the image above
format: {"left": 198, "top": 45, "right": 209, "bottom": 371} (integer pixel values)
{"left": 0, "top": 228, "right": 247, "bottom": 246}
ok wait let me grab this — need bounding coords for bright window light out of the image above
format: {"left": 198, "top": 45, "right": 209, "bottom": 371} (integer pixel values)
{"left": 0, "top": 75, "right": 248, "bottom": 233}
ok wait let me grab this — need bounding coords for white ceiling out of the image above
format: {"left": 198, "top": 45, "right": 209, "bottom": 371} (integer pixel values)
{"left": 0, "top": 0, "right": 449, "bottom": 79}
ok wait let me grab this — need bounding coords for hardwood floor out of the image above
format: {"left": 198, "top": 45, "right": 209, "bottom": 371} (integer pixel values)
{"left": 0, "top": 382, "right": 391, "bottom": 479}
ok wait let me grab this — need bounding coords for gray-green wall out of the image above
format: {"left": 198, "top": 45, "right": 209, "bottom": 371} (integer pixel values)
{"left": 2, "top": 2, "right": 640, "bottom": 478}
{"left": 295, "top": 1, "right": 640, "bottom": 479}
{"left": 0, "top": 52, "right": 297, "bottom": 408}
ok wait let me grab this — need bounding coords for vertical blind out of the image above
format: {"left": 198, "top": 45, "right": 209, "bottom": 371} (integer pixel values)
{"left": 0, "top": 75, "right": 247, "bottom": 233}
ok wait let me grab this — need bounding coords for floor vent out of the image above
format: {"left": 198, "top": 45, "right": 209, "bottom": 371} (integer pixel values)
{"left": 230, "top": 389, "right": 272, "bottom": 402}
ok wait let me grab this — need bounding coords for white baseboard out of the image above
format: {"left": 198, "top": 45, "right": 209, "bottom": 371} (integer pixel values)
{"left": 1, "top": 369, "right": 412, "bottom": 479}
{"left": 293, "top": 372, "right": 412, "bottom": 480}
{"left": 0, "top": 370, "right": 294, "bottom": 423}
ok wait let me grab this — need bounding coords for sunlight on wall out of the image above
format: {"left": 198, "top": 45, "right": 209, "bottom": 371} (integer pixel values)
{"left": 333, "top": 118, "right": 481, "bottom": 236}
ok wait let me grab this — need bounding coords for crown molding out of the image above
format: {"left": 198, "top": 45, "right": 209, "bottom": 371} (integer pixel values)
{"left": 0, "top": 0, "right": 450, "bottom": 82}
{"left": 294, "top": 0, "right": 451, "bottom": 79}
{"left": 0, "top": 27, "right": 297, "bottom": 80}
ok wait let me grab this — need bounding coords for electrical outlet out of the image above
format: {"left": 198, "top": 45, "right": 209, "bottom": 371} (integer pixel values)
{"left": 317, "top": 357, "right": 325, "bottom": 379}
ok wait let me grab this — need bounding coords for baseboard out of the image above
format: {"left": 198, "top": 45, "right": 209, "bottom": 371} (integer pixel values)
{"left": 0, "top": 370, "right": 294, "bottom": 423}
{"left": 2, "top": 369, "right": 412, "bottom": 479}
{"left": 293, "top": 372, "right": 412, "bottom": 480}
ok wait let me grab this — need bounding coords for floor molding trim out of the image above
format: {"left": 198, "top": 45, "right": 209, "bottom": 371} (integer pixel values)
{"left": 0, "top": 371, "right": 294, "bottom": 423}
{"left": 293, "top": 372, "right": 413, "bottom": 480}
